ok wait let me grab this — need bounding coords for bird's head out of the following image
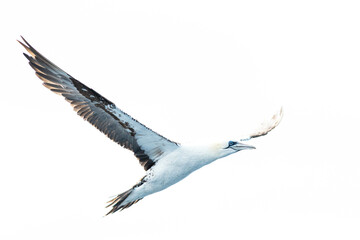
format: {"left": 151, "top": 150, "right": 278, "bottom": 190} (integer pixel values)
{"left": 212, "top": 140, "right": 256, "bottom": 159}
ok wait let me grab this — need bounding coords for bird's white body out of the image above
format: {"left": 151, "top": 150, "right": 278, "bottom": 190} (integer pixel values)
{"left": 19, "top": 37, "right": 282, "bottom": 214}
{"left": 128, "top": 144, "right": 228, "bottom": 202}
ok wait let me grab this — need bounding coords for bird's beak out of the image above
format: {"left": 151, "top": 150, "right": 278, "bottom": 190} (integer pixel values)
{"left": 230, "top": 142, "right": 256, "bottom": 151}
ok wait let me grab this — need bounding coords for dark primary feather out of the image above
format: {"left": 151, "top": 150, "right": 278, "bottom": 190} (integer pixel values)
{"left": 19, "top": 37, "right": 179, "bottom": 170}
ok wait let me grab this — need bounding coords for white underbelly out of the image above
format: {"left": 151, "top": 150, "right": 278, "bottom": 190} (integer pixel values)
{"left": 136, "top": 158, "right": 202, "bottom": 197}
{"left": 132, "top": 147, "right": 217, "bottom": 200}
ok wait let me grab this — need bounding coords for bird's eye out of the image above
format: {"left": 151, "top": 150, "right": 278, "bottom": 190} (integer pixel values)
{"left": 228, "top": 141, "right": 237, "bottom": 147}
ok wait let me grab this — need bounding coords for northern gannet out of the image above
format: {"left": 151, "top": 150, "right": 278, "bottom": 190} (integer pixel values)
{"left": 18, "top": 37, "right": 283, "bottom": 215}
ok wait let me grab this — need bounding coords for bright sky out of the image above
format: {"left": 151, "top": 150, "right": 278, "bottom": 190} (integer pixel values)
{"left": 1, "top": 1, "right": 360, "bottom": 239}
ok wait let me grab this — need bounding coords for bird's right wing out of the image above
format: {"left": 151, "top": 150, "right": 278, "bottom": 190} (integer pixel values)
{"left": 19, "top": 37, "right": 179, "bottom": 171}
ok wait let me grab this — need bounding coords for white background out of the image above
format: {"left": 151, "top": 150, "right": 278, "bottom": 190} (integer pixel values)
{"left": 1, "top": 0, "right": 360, "bottom": 239}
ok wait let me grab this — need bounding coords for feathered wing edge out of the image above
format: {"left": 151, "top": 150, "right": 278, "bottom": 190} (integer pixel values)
{"left": 240, "top": 107, "right": 283, "bottom": 141}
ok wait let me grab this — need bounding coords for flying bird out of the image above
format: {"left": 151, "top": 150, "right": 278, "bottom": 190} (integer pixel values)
{"left": 18, "top": 37, "right": 283, "bottom": 215}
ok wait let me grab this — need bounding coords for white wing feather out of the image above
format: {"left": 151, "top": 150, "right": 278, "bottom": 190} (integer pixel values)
{"left": 240, "top": 107, "right": 283, "bottom": 141}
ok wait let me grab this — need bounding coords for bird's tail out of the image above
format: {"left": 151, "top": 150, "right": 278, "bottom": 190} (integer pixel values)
{"left": 105, "top": 184, "right": 143, "bottom": 215}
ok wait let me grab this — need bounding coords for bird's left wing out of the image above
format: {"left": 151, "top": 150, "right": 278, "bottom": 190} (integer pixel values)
{"left": 240, "top": 107, "right": 283, "bottom": 141}
{"left": 19, "top": 37, "right": 179, "bottom": 170}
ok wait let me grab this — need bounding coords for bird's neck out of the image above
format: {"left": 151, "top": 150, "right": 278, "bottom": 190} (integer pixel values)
{"left": 182, "top": 143, "right": 229, "bottom": 166}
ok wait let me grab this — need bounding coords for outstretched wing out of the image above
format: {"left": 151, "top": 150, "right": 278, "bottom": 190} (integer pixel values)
{"left": 240, "top": 107, "right": 283, "bottom": 141}
{"left": 19, "top": 37, "right": 179, "bottom": 170}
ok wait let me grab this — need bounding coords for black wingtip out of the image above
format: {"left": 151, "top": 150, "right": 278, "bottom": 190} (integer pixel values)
{"left": 18, "top": 35, "right": 30, "bottom": 47}
{"left": 18, "top": 36, "right": 34, "bottom": 56}
{"left": 17, "top": 37, "right": 28, "bottom": 49}
{"left": 23, "top": 52, "right": 31, "bottom": 60}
